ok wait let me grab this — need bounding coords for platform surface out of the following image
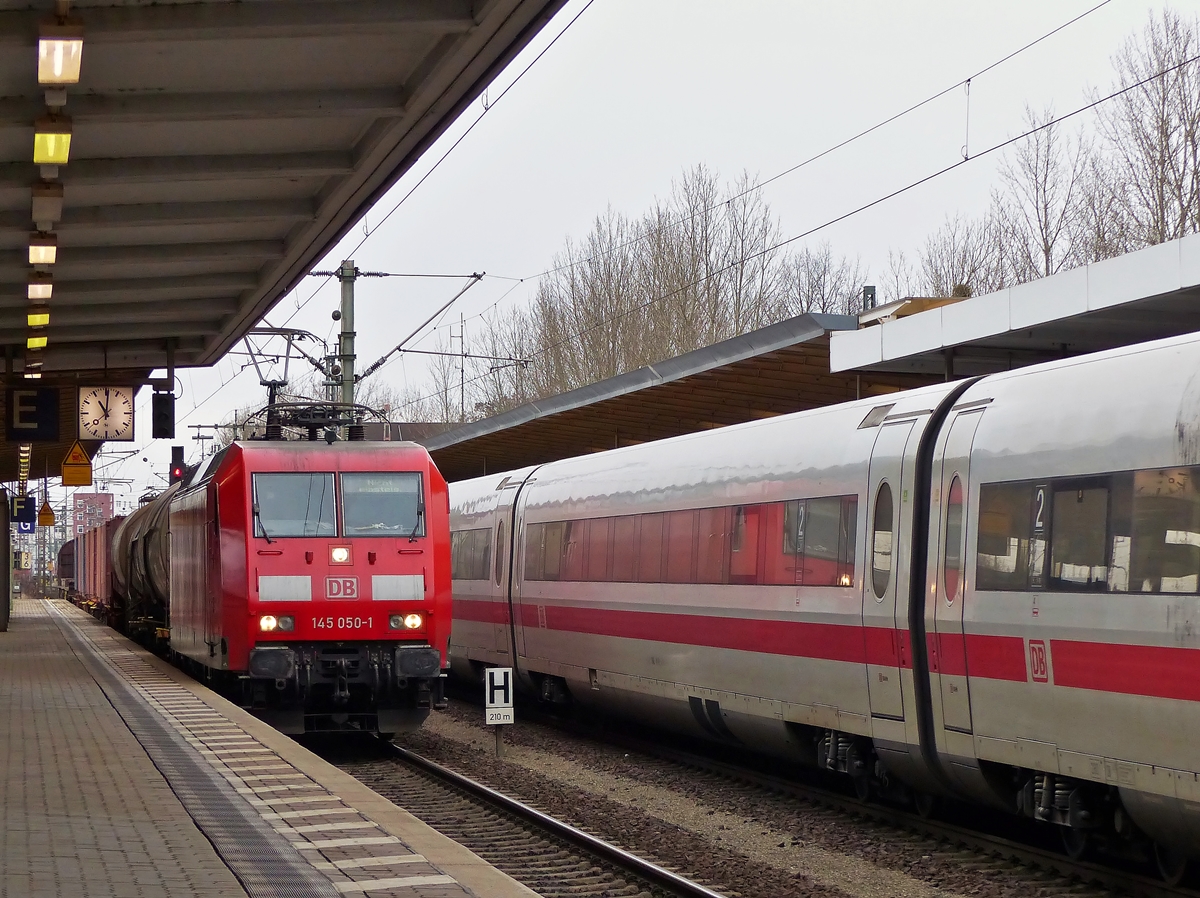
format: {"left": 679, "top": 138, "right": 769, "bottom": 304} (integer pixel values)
{"left": 0, "top": 598, "right": 538, "bottom": 898}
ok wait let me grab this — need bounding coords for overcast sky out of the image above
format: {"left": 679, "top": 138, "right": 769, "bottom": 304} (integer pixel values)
{"left": 91, "top": 0, "right": 1198, "bottom": 505}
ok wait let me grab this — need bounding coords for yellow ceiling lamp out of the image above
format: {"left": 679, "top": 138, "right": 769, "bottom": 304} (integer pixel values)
{"left": 27, "top": 309, "right": 50, "bottom": 327}
{"left": 38, "top": 23, "right": 84, "bottom": 85}
{"left": 28, "top": 233, "right": 57, "bottom": 265}
{"left": 27, "top": 334, "right": 48, "bottom": 350}
{"left": 34, "top": 116, "right": 72, "bottom": 166}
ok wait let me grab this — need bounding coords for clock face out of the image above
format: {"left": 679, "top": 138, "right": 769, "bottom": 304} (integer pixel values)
{"left": 78, "top": 385, "right": 135, "bottom": 441}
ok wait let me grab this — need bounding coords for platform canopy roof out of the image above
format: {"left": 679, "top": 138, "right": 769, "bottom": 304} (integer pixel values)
{"left": 830, "top": 234, "right": 1200, "bottom": 377}
{"left": 0, "top": 0, "right": 565, "bottom": 484}
{"left": 423, "top": 313, "right": 937, "bottom": 482}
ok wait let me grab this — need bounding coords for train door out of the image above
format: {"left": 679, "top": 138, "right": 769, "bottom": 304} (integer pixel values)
{"left": 864, "top": 419, "right": 916, "bottom": 720}
{"left": 491, "top": 485, "right": 520, "bottom": 657}
{"left": 932, "top": 410, "right": 983, "bottom": 733}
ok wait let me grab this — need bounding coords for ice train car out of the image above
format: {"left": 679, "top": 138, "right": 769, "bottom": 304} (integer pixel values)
{"left": 449, "top": 331, "right": 1200, "bottom": 882}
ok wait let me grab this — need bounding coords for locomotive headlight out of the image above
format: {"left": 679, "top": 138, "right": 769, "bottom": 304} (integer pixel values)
{"left": 390, "top": 613, "right": 423, "bottom": 630}
{"left": 277, "top": 615, "right": 295, "bottom": 632}
{"left": 330, "top": 546, "right": 351, "bottom": 564}
{"left": 259, "top": 615, "right": 278, "bottom": 632}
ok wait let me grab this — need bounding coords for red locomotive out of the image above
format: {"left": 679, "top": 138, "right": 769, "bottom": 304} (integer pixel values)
{"left": 75, "top": 440, "right": 451, "bottom": 735}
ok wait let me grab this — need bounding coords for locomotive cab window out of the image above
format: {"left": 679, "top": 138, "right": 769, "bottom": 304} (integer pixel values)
{"left": 252, "top": 473, "right": 335, "bottom": 538}
{"left": 342, "top": 472, "right": 424, "bottom": 537}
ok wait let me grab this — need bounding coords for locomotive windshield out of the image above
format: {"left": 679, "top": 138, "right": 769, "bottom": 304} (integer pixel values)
{"left": 252, "top": 473, "right": 336, "bottom": 537}
{"left": 341, "top": 472, "right": 424, "bottom": 537}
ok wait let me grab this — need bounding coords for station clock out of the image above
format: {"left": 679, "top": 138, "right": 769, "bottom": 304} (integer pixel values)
{"left": 77, "top": 385, "right": 135, "bottom": 441}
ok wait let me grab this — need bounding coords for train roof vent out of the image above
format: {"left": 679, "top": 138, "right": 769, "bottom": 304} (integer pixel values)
{"left": 858, "top": 403, "right": 896, "bottom": 429}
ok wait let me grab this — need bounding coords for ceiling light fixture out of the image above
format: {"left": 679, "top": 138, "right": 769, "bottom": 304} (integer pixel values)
{"left": 28, "top": 274, "right": 52, "bottom": 301}
{"left": 33, "top": 115, "right": 72, "bottom": 166}
{"left": 27, "top": 334, "right": 48, "bottom": 350}
{"left": 27, "top": 310, "right": 50, "bottom": 327}
{"left": 28, "top": 233, "right": 57, "bottom": 265}
{"left": 32, "top": 182, "right": 63, "bottom": 231}
{"left": 38, "top": 23, "right": 84, "bottom": 85}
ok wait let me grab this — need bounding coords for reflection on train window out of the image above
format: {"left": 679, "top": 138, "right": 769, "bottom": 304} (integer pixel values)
{"left": 976, "top": 467, "right": 1200, "bottom": 594}
{"left": 871, "top": 482, "right": 894, "bottom": 599}
{"left": 522, "top": 495, "right": 858, "bottom": 587}
{"left": 1130, "top": 468, "right": 1200, "bottom": 593}
{"left": 1049, "top": 485, "right": 1109, "bottom": 590}
{"left": 976, "top": 482, "right": 1032, "bottom": 590}
{"left": 341, "top": 472, "right": 423, "bottom": 536}
{"left": 451, "top": 528, "right": 491, "bottom": 580}
{"left": 943, "top": 476, "right": 964, "bottom": 602}
{"left": 252, "top": 473, "right": 335, "bottom": 537}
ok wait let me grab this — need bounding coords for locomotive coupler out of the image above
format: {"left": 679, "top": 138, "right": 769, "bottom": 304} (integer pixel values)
{"left": 333, "top": 657, "right": 350, "bottom": 705}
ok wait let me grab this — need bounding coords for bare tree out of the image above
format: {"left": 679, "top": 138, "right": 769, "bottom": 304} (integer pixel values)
{"left": 918, "top": 214, "right": 1005, "bottom": 297}
{"left": 783, "top": 242, "right": 866, "bottom": 315}
{"left": 993, "top": 106, "right": 1092, "bottom": 281}
{"left": 1096, "top": 9, "right": 1200, "bottom": 245}
{"left": 880, "top": 249, "right": 917, "bottom": 305}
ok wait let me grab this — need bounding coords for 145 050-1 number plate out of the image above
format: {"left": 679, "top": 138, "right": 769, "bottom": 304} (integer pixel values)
{"left": 312, "top": 616, "right": 373, "bottom": 630}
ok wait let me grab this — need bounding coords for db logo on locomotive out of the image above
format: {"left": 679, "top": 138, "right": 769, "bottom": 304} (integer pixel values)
{"left": 325, "top": 576, "right": 359, "bottom": 600}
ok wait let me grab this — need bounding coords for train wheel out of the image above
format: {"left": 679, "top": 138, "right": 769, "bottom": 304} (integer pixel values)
{"left": 852, "top": 775, "right": 871, "bottom": 802}
{"left": 1154, "top": 842, "right": 1189, "bottom": 886}
{"left": 913, "top": 792, "right": 939, "bottom": 820}
{"left": 1060, "top": 828, "right": 1090, "bottom": 861}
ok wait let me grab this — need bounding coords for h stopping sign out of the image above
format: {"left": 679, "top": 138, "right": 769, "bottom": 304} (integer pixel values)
{"left": 485, "top": 667, "right": 514, "bottom": 725}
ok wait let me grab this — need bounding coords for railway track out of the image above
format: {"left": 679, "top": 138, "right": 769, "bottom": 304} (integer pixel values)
{"left": 418, "top": 695, "right": 1200, "bottom": 898}
{"left": 322, "top": 736, "right": 729, "bottom": 898}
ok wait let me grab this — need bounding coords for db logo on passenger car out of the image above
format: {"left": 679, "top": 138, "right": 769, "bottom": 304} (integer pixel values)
{"left": 325, "top": 576, "right": 358, "bottom": 600}
{"left": 1028, "top": 639, "right": 1050, "bottom": 683}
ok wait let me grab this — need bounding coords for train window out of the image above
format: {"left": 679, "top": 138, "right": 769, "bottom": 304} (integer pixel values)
{"left": 976, "top": 482, "right": 1033, "bottom": 590}
{"left": 871, "top": 482, "right": 894, "bottom": 599}
{"left": 1130, "top": 468, "right": 1200, "bottom": 593}
{"left": 729, "top": 505, "right": 763, "bottom": 584}
{"left": 524, "top": 523, "right": 545, "bottom": 580}
{"left": 542, "top": 522, "right": 565, "bottom": 581}
{"left": 697, "top": 507, "right": 730, "bottom": 584}
{"left": 838, "top": 496, "right": 858, "bottom": 587}
{"left": 943, "top": 476, "right": 964, "bottom": 602}
{"left": 252, "top": 473, "right": 335, "bottom": 537}
{"left": 665, "top": 510, "right": 697, "bottom": 583}
{"left": 611, "top": 515, "right": 638, "bottom": 581}
{"left": 341, "top": 472, "right": 423, "bottom": 537}
{"left": 560, "top": 520, "right": 586, "bottom": 581}
{"left": 585, "top": 518, "right": 612, "bottom": 581}
{"left": 1049, "top": 485, "right": 1109, "bottom": 590}
{"left": 803, "top": 497, "right": 845, "bottom": 587}
{"left": 494, "top": 521, "right": 506, "bottom": 585}
{"left": 636, "top": 513, "right": 665, "bottom": 582}
{"left": 450, "top": 528, "right": 491, "bottom": 580}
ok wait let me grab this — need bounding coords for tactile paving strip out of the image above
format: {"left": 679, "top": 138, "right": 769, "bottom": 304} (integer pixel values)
{"left": 48, "top": 602, "right": 475, "bottom": 898}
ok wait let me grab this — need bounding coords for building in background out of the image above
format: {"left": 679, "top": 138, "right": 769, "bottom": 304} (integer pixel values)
{"left": 73, "top": 493, "right": 115, "bottom": 536}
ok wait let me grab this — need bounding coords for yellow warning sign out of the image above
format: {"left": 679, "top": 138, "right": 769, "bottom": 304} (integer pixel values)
{"left": 62, "top": 440, "right": 92, "bottom": 487}
{"left": 63, "top": 441, "right": 90, "bottom": 465}
{"left": 37, "top": 501, "right": 55, "bottom": 527}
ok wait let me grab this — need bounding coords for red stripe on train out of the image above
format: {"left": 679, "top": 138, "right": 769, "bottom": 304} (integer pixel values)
{"left": 455, "top": 597, "right": 904, "bottom": 666}
{"left": 1051, "top": 639, "right": 1200, "bottom": 702}
{"left": 929, "top": 632, "right": 1027, "bottom": 681}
